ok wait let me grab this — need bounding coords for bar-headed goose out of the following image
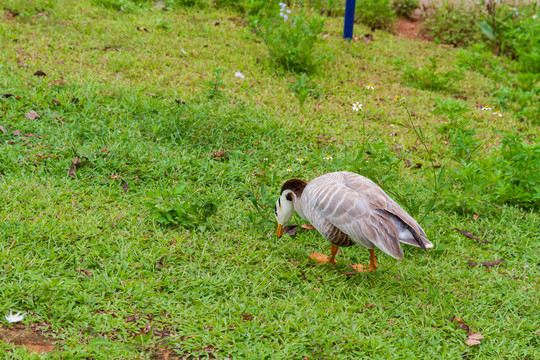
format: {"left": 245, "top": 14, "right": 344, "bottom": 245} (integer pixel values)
{"left": 275, "top": 171, "right": 432, "bottom": 272}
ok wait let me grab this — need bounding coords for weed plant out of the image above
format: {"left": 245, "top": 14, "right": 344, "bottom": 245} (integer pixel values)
{"left": 259, "top": 6, "right": 325, "bottom": 73}
{"left": 289, "top": 73, "right": 323, "bottom": 107}
{"left": 144, "top": 184, "right": 218, "bottom": 229}
{"left": 442, "top": 133, "right": 540, "bottom": 213}
{"left": 392, "top": 0, "right": 419, "bottom": 20}
{"left": 402, "top": 57, "right": 463, "bottom": 92}
{"left": 355, "top": 0, "right": 396, "bottom": 30}
{"left": 421, "top": 1, "right": 484, "bottom": 47}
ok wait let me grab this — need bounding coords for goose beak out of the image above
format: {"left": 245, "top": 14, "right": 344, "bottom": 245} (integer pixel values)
{"left": 277, "top": 224, "right": 284, "bottom": 238}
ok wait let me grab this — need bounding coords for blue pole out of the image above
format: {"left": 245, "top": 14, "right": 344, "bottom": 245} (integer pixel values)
{"left": 343, "top": 0, "right": 356, "bottom": 40}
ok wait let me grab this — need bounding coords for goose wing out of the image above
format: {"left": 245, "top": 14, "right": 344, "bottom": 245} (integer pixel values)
{"left": 302, "top": 172, "right": 431, "bottom": 259}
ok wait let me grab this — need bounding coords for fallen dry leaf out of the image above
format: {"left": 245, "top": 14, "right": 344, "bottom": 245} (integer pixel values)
{"left": 241, "top": 313, "right": 253, "bottom": 322}
{"left": 466, "top": 333, "right": 484, "bottom": 346}
{"left": 0, "top": 125, "right": 6, "bottom": 133}
{"left": 23, "top": 134, "right": 43, "bottom": 139}
{"left": 465, "top": 338, "right": 481, "bottom": 346}
{"left": 454, "top": 228, "right": 489, "bottom": 244}
{"left": 473, "top": 214, "right": 480, "bottom": 220}
{"left": 468, "top": 333, "right": 484, "bottom": 340}
{"left": 449, "top": 316, "right": 485, "bottom": 346}
{"left": 363, "top": 33, "right": 374, "bottom": 44}
{"left": 68, "top": 156, "right": 89, "bottom": 178}
{"left": 469, "top": 258, "right": 503, "bottom": 268}
{"left": 283, "top": 225, "right": 297, "bottom": 236}
{"left": 2, "top": 93, "right": 19, "bottom": 99}
{"left": 211, "top": 149, "right": 230, "bottom": 159}
{"left": 25, "top": 110, "right": 41, "bottom": 120}
{"left": 77, "top": 268, "right": 92, "bottom": 277}
{"left": 110, "top": 175, "right": 120, "bottom": 179}
{"left": 300, "top": 224, "right": 315, "bottom": 230}
{"left": 12, "top": 130, "right": 21, "bottom": 136}
{"left": 121, "top": 179, "right": 128, "bottom": 193}
{"left": 33, "top": 70, "right": 47, "bottom": 76}
{"left": 49, "top": 77, "right": 67, "bottom": 86}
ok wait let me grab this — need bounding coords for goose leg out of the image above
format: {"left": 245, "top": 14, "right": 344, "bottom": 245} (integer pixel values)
{"left": 350, "top": 249, "right": 378, "bottom": 272}
{"left": 309, "top": 246, "right": 339, "bottom": 264}
{"left": 328, "top": 245, "right": 338, "bottom": 264}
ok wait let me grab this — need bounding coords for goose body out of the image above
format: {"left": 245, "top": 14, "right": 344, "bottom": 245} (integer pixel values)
{"left": 275, "top": 171, "right": 432, "bottom": 271}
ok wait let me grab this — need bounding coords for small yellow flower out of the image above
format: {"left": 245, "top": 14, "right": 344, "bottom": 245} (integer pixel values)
{"left": 395, "top": 95, "right": 400, "bottom": 100}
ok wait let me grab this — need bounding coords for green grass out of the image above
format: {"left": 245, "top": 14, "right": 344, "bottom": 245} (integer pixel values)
{"left": 1, "top": 1, "right": 539, "bottom": 359}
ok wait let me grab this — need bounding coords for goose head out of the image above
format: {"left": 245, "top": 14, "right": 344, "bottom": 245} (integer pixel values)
{"left": 275, "top": 178, "right": 307, "bottom": 237}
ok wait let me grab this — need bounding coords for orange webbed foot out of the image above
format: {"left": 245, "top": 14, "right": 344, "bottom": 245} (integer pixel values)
{"left": 350, "top": 264, "right": 376, "bottom": 273}
{"left": 309, "top": 252, "right": 337, "bottom": 264}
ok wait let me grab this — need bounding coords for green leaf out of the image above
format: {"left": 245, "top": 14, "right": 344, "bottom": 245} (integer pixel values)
{"left": 477, "top": 21, "right": 495, "bottom": 40}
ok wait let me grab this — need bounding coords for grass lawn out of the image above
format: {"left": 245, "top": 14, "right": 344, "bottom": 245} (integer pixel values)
{"left": 1, "top": 1, "right": 539, "bottom": 359}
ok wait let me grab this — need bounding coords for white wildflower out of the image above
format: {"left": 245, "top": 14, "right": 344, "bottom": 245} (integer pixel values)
{"left": 365, "top": 84, "right": 374, "bottom": 90}
{"left": 286, "top": 167, "right": 293, "bottom": 172}
{"left": 481, "top": 106, "right": 491, "bottom": 111}
{"left": 5, "top": 311, "right": 25, "bottom": 323}
{"left": 234, "top": 72, "right": 245, "bottom": 79}
{"left": 324, "top": 155, "right": 333, "bottom": 161}
{"left": 352, "top": 102, "right": 363, "bottom": 111}
{"left": 296, "top": 158, "right": 304, "bottom": 162}
{"left": 492, "top": 111, "right": 502, "bottom": 117}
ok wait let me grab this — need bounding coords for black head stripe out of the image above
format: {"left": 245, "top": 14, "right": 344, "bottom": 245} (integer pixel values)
{"left": 280, "top": 179, "right": 307, "bottom": 199}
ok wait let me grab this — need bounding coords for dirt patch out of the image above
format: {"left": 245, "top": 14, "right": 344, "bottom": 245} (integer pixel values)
{"left": 395, "top": 19, "right": 429, "bottom": 41}
{"left": 3, "top": 8, "right": 20, "bottom": 20}
{"left": 0, "top": 324, "right": 57, "bottom": 354}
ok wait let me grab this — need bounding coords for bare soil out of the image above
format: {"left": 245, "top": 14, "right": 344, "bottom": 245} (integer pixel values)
{"left": 395, "top": 19, "right": 429, "bottom": 41}
{"left": 0, "top": 324, "right": 57, "bottom": 354}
